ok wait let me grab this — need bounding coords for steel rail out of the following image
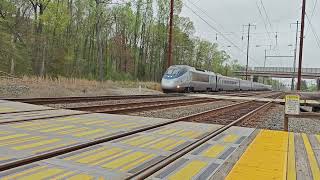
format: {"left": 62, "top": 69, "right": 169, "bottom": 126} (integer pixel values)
{"left": 71, "top": 98, "right": 217, "bottom": 114}
{"left": 0, "top": 93, "right": 282, "bottom": 172}
{"left": 127, "top": 100, "right": 275, "bottom": 180}
{"left": 0, "top": 100, "right": 251, "bottom": 172}
{"left": 4, "top": 94, "right": 182, "bottom": 105}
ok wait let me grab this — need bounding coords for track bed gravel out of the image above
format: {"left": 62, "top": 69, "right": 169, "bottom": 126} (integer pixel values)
{"left": 45, "top": 96, "right": 196, "bottom": 109}
{"left": 131, "top": 100, "right": 238, "bottom": 119}
{"left": 256, "top": 104, "right": 320, "bottom": 134}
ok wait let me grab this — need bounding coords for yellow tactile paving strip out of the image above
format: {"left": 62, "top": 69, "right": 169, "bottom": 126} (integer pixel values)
{"left": 226, "top": 131, "right": 320, "bottom": 180}
{"left": 226, "top": 130, "right": 289, "bottom": 180}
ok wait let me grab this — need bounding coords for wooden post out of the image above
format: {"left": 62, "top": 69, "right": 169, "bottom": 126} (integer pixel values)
{"left": 284, "top": 114, "right": 289, "bottom": 132}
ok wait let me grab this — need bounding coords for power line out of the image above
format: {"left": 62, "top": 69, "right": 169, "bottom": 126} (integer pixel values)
{"left": 305, "top": 13, "right": 320, "bottom": 49}
{"left": 260, "top": 0, "right": 274, "bottom": 32}
{"left": 183, "top": 3, "right": 261, "bottom": 66}
{"left": 310, "top": 0, "right": 318, "bottom": 18}
{"left": 258, "top": 0, "right": 281, "bottom": 55}
{"left": 186, "top": 0, "right": 242, "bottom": 42}
{"left": 256, "top": 2, "right": 274, "bottom": 47}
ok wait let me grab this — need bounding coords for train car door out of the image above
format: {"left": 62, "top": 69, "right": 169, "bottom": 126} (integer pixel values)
{"left": 209, "top": 75, "right": 216, "bottom": 91}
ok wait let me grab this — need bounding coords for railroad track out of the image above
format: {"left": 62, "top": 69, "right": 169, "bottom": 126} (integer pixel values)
{"left": 3, "top": 94, "right": 183, "bottom": 105}
{"left": 0, "top": 93, "right": 282, "bottom": 172}
{"left": 68, "top": 97, "right": 217, "bottom": 114}
{"left": 225, "top": 91, "right": 279, "bottom": 97}
{"left": 127, "top": 94, "right": 281, "bottom": 179}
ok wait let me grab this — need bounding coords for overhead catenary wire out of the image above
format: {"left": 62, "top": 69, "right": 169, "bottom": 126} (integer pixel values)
{"left": 183, "top": 3, "right": 261, "bottom": 66}
{"left": 256, "top": 2, "right": 274, "bottom": 48}
{"left": 259, "top": 0, "right": 281, "bottom": 55}
{"left": 310, "top": 0, "right": 318, "bottom": 18}
{"left": 305, "top": 13, "right": 320, "bottom": 49}
{"left": 186, "top": 0, "right": 242, "bottom": 41}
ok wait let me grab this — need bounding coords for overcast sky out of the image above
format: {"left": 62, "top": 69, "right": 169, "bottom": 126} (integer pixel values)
{"left": 181, "top": 0, "right": 320, "bottom": 69}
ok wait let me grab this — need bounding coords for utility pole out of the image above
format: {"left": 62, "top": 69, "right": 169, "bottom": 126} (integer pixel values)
{"left": 244, "top": 24, "right": 256, "bottom": 80}
{"left": 167, "top": 0, "right": 174, "bottom": 68}
{"left": 290, "top": 21, "right": 300, "bottom": 91}
{"left": 263, "top": 49, "right": 267, "bottom": 84}
{"left": 297, "top": 0, "right": 306, "bottom": 91}
{"left": 264, "top": 49, "right": 267, "bottom": 68}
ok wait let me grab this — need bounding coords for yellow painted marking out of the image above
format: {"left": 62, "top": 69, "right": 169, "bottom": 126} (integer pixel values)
{"left": 32, "top": 143, "right": 69, "bottom": 153}
{"left": 91, "top": 150, "right": 132, "bottom": 166}
{"left": 0, "top": 107, "right": 15, "bottom": 113}
{"left": 84, "top": 120, "right": 108, "bottom": 125}
{"left": 0, "top": 157, "right": 8, "bottom": 161}
{"left": 316, "top": 134, "right": 320, "bottom": 144}
{"left": 171, "top": 129, "right": 187, "bottom": 136}
{"left": 51, "top": 171, "right": 75, "bottom": 179}
{"left": 89, "top": 132, "right": 111, "bottom": 139}
{"left": 139, "top": 137, "right": 166, "bottom": 148}
{"left": 164, "top": 140, "right": 186, "bottom": 151}
{"left": 21, "top": 168, "right": 65, "bottom": 180}
{"left": 158, "top": 129, "right": 180, "bottom": 135}
{"left": 68, "top": 174, "right": 93, "bottom": 180}
{"left": 120, "top": 154, "right": 155, "bottom": 171}
{"left": 226, "top": 130, "right": 289, "bottom": 180}
{"left": 23, "top": 124, "right": 60, "bottom": 131}
{"left": 12, "top": 122, "right": 43, "bottom": 128}
{"left": 0, "top": 134, "right": 28, "bottom": 141}
{"left": 223, "top": 134, "right": 239, "bottom": 143}
{"left": 65, "top": 147, "right": 109, "bottom": 161}
{"left": 13, "top": 138, "right": 60, "bottom": 150}
{"left": 2, "top": 166, "right": 48, "bottom": 179}
{"left": 68, "top": 119, "right": 95, "bottom": 124}
{"left": 76, "top": 148, "right": 122, "bottom": 164}
{"left": 74, "top": 129, "right": 104, "bottom": 137}
{"left": 102, "top": 152, "right": 147, "bottom": 169}
{"left": 177, "top": 131, "right": 201, "bottom": 139}
{"left": 111, "top": 123, "right": 137, "bottom": 128}
{"left": 0, "top": 131, "right": 9, "bottom": 135}
{"left": 123, "top": 136, "right": 141, "bottom": 143}
{"left": 40, "top": 125, "right": 75, "bottom": 133}
{"left": 287, "top": 132, "right": 296, "bottom": 180}
{"left": 127, "top": 136, "right": 155, "bottom": 146}
{"left": 0, "top": 136, "right": 42, "bottom": 147}
{"left": 58, "top": 127, "right": 88, "bottom": 135}
{"left": 149, "top": 139, "right": 177, "bottom": 150}
{"left": 202, "top": 144, "right": 226, "bottom": 158}
{"left": 168, "top": 160, "right": 208, "bottom": 180}
{"left": 302, "top": 133, "right": 320, "bottom": 180}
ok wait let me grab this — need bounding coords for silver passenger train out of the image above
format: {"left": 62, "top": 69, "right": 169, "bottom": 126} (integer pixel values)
{"left": 161, "top": 65, "right": 272, "bottom": 93}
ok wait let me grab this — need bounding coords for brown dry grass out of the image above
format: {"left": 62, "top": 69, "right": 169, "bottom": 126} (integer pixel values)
{"left": 0, "top": 76, "right": 161, "bottom": 98}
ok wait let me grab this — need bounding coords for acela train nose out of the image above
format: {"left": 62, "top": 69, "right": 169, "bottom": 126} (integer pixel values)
{"left": 161, "top": 79, "right": 177, "bottom": 90}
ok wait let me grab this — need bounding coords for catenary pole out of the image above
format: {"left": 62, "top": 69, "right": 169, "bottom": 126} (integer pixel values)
{"left": 297, "top": 0, "right": 306, "bottom": 90}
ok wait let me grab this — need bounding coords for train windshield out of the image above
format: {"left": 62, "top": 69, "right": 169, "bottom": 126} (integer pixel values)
{"left": 163, "top": 67, "right": 188, "bottom": 79}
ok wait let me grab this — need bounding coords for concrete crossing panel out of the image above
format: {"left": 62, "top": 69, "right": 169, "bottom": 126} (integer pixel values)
{"left": 0, "top": 113, "right": 172, "bottom": 168}
{"left": 0, "top": 101, "right": 52, "bottom": 114}
{"left": 150, "top": 126, "right": 255, "bottom": 180}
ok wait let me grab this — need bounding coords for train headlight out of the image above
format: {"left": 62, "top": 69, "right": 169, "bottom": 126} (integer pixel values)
{"left": 177, "top": 85, "right": 180, "bottom": 89}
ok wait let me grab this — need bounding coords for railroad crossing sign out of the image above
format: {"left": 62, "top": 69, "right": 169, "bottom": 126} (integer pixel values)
{"left": 285, "top": 94, "right": 300, "bottom": 115}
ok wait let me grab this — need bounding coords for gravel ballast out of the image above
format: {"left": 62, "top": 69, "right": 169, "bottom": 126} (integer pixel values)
{"left": 257, "top": 104, "right": 320, "bottom": 134}
{"left": 46, "top": 96, "right": 199, "bottom": 109}
{"left": 132, "top": 100, "right": 237, "bottom": 119}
